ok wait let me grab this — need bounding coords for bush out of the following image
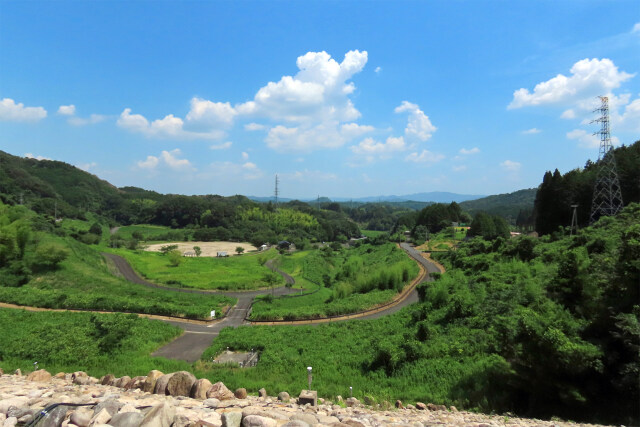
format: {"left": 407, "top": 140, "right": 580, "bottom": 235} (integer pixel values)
{"left": 167, "top": 250, "right": 183, "bottom": 267}
{"left": 33, "top": 243, "right": 69, "bottom": 270}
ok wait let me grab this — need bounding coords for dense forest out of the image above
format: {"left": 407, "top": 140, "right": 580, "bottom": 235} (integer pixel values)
{"left": 533, "top": 140, "right": 640, "bottom": 235}
{"left": 0, "top": 151, "right": 360, "bottom": 245}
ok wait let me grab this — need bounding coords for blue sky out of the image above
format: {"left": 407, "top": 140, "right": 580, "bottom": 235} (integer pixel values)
{"left": 1, "top": 1, "right": 639, "bottom": 199}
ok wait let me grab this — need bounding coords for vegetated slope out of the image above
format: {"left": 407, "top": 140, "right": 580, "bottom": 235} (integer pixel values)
{"left": 200, "top": 203, "right": 639, "bottom": 425}
{"left": 459, "top": 188, "right": 537, "bottom": 225}
{"left": 0, "top": 202, "right": 234, "bottom": 319}
{"left": 249, "top": 243, "right": 419, "bottom": 320}
{"left": 534, "top": 139, "right": 640, "bottom": 235}
{"left": 0, "top": 309, "right": 189, "bottom": 375}
{"left": 0, "top": 150, "right": 361, "bottom": 244}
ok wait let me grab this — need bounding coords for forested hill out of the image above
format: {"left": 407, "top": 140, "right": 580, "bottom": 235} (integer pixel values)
{"left": 459, "top": 188, "right": 537, "bottom": 224}
{"left": 0, "top": 150, "right": 360, "bottom": 245}
{"left": 534, "top": 140, "right": 640, "bottom": 235}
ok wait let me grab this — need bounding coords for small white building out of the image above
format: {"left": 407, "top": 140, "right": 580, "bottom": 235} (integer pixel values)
{"left": 259, "top": 244, "right": 268, "bottom": 251}
{"left": 183, "top": 251, "right": 196, "bottom": 257}
{"left": 217, "top": 251, "right": 229, "bottom": 257}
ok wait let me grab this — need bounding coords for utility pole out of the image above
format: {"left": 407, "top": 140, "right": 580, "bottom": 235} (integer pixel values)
{"left": 589, "top": 96, "right": 623, "bottom": 224}
{"left": 570, "top": 205, "right": 579, "bottom": 236}
{"left": 274, "top": 174, "right": 279, "bottom": 209}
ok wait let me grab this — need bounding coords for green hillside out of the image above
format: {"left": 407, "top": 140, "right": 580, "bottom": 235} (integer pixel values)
{"left": 459, "top": 188, "right": 537, "bottom": 225}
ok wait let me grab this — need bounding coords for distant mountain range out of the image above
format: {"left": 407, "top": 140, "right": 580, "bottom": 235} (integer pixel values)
{"left": 249, "top": 192, "right": 485, "bottom": 204}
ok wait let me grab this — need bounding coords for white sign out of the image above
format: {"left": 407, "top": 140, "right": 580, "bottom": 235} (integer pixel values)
{"left": 210, "top": 310, "right": 216, "bottom": 319}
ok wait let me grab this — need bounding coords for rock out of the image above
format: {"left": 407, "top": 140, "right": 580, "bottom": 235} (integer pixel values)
{"left": 139, "top": 402, "right": 175, "bottom": 427}
{"left": 171, "top": 415, "right": 190, "bottom": 427}
{"left": 298, "top": 390, "right": 317, "bottom": 407}
{"left": 70, "top": 410, "right": 92, "bottom": 427}
{"left": 13, "top": 369, "right": 21, "bottom": 376}
{"left": 221, "top": 412, "right": 242, "bottom": 427}
{"left": 26, "top": 369, "right": 51, "bottom": 382}
{"left": 336, "top": 396, "right": 343, "bottom": 404}
{"left": 196, "top": 412, "right": 221, "bottom": 427}
{"left": 345, "top": 398, "right": 359, "bottom": 408}
{"left": 202, "top": 399, "right": 220, "bottom": 409}
{"left": 281, "top": 422, "right": 309, "bottom": 427}
{"left": 290, "top": 413, "right": 316, "bottom": 425}
{"left": 153, "top": 373, "right": 174, "bottom": 395}
{"left": 119, "top": 404, "right": 140, "bottom": 414}
{"left": 415, "top": 402, "right": 427, "bottom": 411}
{"left": 100, "top": 374, "right": 115, "bottom": 386}
{"left": 0, "top": 368, "right": 3, "bottom": 375}
{"left": 240, "top": 409, "right": 287, "bottom": 421}
{"left": 277, "top": 392, "right": 290, "bottom": 402}
{"left": 114, "top": 376, "right": 131, "bottom": 389}
{"left": 405, "top": 404, "right": 415, "bottom": 410}
{"left": 6, "top": 408, "right": 33, "bottom": 420}
{"left": 241, "top": 416, "right": 276, "bottom": 427}
{"left": 395, "top": 400, "right": 403, "bottom": 409}
{"left": 362, "top": 395, "right": 374, "bottom": 406}
{"left": 54, "top": 372, "right": 66, "bottom": 379}
{"left": 94, "top": 399, "right": 123, "bottom": 416}
{"left": 71, "top": 371, "right": 87, "bottom": 380}
{"left": 0, "top": 414, "right": 5, "bottom": 424}
{"left": 142, "top": 370, "right": 164, "bottom": 393}
{"left": 166, "top": 372, "right": 196, "bottom": 397}
{"left": 316, "top": 415, "right": 339, "bottom": 424}
{"left": 206, "top": 382, "right": 234, "bottom": 401}
{"left": 3, "top": 417, "right": 17, "bottom": 427}
{"left": 74, "top": 376, "right": 91, "bottom": 386}
{"left": 190, "top": 379, "right": 212, "bottom": 400}
{"left": 449, "top": 406, "right": 457, "bottom": 412}
{"left": 109, "top": 412, "right": 145, "bottom": 427}
{"left": 0, "top": 397, "right": 29, "bottom": 414}
{"left": 233, "top": 388, "right": 247, "bottom": 399}
{"left": 90, "top": 408, "right": 112, "bottom": 426}
{"left": 258, "top": 388, "right": 267, "bottom": 399}
{"left": 341, "top": 419, "right": 366, "bottom": 427}
{"left": 40, "top": 406, "right": 68, "bottom": 427}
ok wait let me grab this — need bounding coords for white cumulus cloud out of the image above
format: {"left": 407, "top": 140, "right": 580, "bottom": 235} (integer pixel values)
{"left": 351, "top": 136, "right": 406, "bottom": 156}
{"left": 118, "top": 108, "right": 224, "bottom": 140}
{"left": 24, "top": 153, "right": 51, "bottom": 161}
{"left": 68, "top": 114, "right": 106, "bottom": 126}
{"left": 405, "top": 149, "right": 445, "bottom": 164}
{"left": 633, "top": 22, "right": 640, "bottom": 33}
{"left": 508, "top": 58, "right": 634, "bottom": 109}
{"left": 244, "top": 123, "right": 266, "bottom": 131}
{"left": 241, "top": 152, "right": 249, "bottom": 160}
{"left": 58, "top": 105, "right": 76, "bottom": 116}
{"left": 394, "top": 101, "right": 437, "bottom": 141}
{"left": 561, "top": 109, "right": 576, "bottom": 119}
{"left": 500, "top": 160, "right": 521, "bottom": 172}
{"left": 185, "top": 97, "right": 236, "bottom": 129}
{"left": 459, "top": 147, "right": 480, "bottom": 155}
{"left": 0, "top": 98, "right": 47, "bottom": 122}
{"left": 522, "top": 128, "right": 541, "bottom": 134}
{"left": 137, "top": 149, "right": 193, "bottom": 171}
{"left": 266, "top": 122, "right": 362, "bottom": 152}
{"left": 77, "top": 162, "right": 97, "bottom": 171}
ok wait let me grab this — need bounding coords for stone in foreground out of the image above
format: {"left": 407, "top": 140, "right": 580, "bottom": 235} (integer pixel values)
{"left": 297, "top": 390, "right": 317, "bottom": 407}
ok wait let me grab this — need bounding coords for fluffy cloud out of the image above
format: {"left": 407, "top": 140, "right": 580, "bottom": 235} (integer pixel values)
{"left": 58, "top": 105, "right": 76, "bottom": 116}
{"left": 500, "top": 160, "right": 521, "bottom": 171}
{"left": 244, "top": 123, "right": 266, "bottom": 131}
{"left": 522, "top": 128, "right": 541, "bottom": 134}
{"left": 351, "top": 136, "right": 406, "bottom": 161}
{"left": 185, "top": 98, "right": 236, "bottom": 129}
{"left": 241, "top": 152, "right": 249, "bottom": 160}
{"left": 405, "top": 149, "right": 444, "bottom": 164}
{"left": 204, "top": 161, "right": 263, "bottom": 180}
{"left": 612, "top": 96, "right": 640, "bottom": 132}
{"left": 266, "top": 122, "right": 362, "bottom": 152}
{"left": 561, "top": 109, "right": 576, "bottom": 119}
{"left": 394, "top": 101, "right": 437, "bottom": 141}
{"left": 0, "top": 98, "right": 47, "bottom": 122}
{"left": 459, "top": 147, "right": 480, "bottom": 155}
{"left": 118, "top": 108, "right": 224, "bottom": 140}
{"left": 508, "top": 58, "right": 634, "bottom": 109}
{"left": 24, "top": 153, "right": 50, "bottom": 161}
{"left": 77, "top": 162, "right": 97, "bottom": 171}
{"left": 567, "top": 129, "right": 599, "bottom": 148}
{"left": 137, "top": 149, "right": 193, "bottom": 171}
{"left": 237, "top": 50, "right": 367, "bottom": 132}
{"left": 633, "top": 22, "right": 640, "bottom": 33}
{"left": 374, "top": 66, "right": 382, "bottom": 73}
{"left": 210, "top": 141, "right": 233, "bottom": 150}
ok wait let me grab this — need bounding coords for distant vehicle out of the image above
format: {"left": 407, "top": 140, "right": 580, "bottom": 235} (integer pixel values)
{"left": 277, "top": 241, "right": 290, "bottom": 249}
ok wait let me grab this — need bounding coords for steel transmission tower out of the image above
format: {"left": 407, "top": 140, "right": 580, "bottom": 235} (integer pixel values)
{"left": 589, "top": 96, "right": 623, "bottom": 224}
{"left": 274, "top": 174, "right": 280, "bottom": 208}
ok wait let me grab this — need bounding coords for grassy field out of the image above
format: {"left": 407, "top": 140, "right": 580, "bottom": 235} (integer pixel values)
{"left": 249, "top": 243, "right": 418, "bottom": 320}
{"left": 0, "top": 308, "right": 190, "bottom": 376}
{"left": 113, "top": 224, "right": 190, "bottom": 242}
{"left": 361, "top": 230, "right": 387, "bottom": 238}
{"left": 0, "top": 233, "right": 234, "bottom": 319}
{"left": 105, "top": 247, "right": 282, "bottom": 290}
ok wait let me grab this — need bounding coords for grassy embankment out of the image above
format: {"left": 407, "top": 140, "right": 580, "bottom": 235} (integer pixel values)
{"left": 104, "top": 247, "right": 282, "bottom": 291}
{"left": 0, "top": 204, "right": 234, "bottom": 319}
{"left": 0, "top": 309, "right": 190, "bottom": 375}
{"left": 249, "top": 243, "right": 419, "bottom": 320}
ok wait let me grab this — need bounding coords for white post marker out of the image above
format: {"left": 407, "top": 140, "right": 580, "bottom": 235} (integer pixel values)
{"left": 349, "top": 386, "right": 352, "bottom": 398}
{"left": 307, "top": 366, "right": 312, "bottom": 391}
{"left": 210, "top": 310, "right": 215, "bottom": 319}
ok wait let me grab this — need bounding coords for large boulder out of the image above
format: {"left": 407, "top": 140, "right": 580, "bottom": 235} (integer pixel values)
{"left": 139, "top": 403, "right": 175, "bottom": 427}
{"left": 89, "top": 408, "right": 112, "bottom": 426}
{"left": 109, "top": 412, "right": 145, "bottom": 427}
{"left": 101, "top": 374, "right": 115, "bottom": 386}
{"left": 115, "top": 376, "right": 132, "bottom": 388}
{"left": 153, "top": 373, "right": 175, "bottom": 395}
{"left": 125, "top": 376, "right": 146, "bottom": 390}
{"left": 234, "top": 388, "right": 247, "bottom": 399}
{"left": 242, "top": 416, "right": 276, "bottom": 427}
{"left": 258, "top": 388, "right": 267, "bottom": 399}
{"left": 277, "top": 392, "right": 289, "bottom": 402}
{"left": 26, "top": 370, "right": 51, "bottom": 382}
{"left": 142, "top": 370, "right": 164, "bottom": 393}
{"left": 93, "top": 399, "right": 123, "bottom": 417}
{"left": 70, "top": 409, "right": 92, "bottom": 427}
{"left": 206, "top": 382, "right": 234, "bottom": 400}
{"left": 166, "top": 371, "right": 197, "bottom": 397}
{"left": 221, "top": 412, "right": 242, "bottom": 427}
{"left": 190, "top": 378, "right": 212, "bottom": 400}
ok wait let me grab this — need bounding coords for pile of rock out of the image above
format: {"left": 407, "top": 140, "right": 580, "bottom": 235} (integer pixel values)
{"left": 0, "top": 369, "right": 608, "bottom": 427}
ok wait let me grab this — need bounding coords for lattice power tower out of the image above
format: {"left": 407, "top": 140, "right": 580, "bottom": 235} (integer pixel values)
{"left": 589, "top": 96, "right": 623, "bottom": 224}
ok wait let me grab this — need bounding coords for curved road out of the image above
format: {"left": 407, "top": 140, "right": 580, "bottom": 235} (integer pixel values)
{"left": 104, "top": 243, "right": 440, "bottom": 362}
